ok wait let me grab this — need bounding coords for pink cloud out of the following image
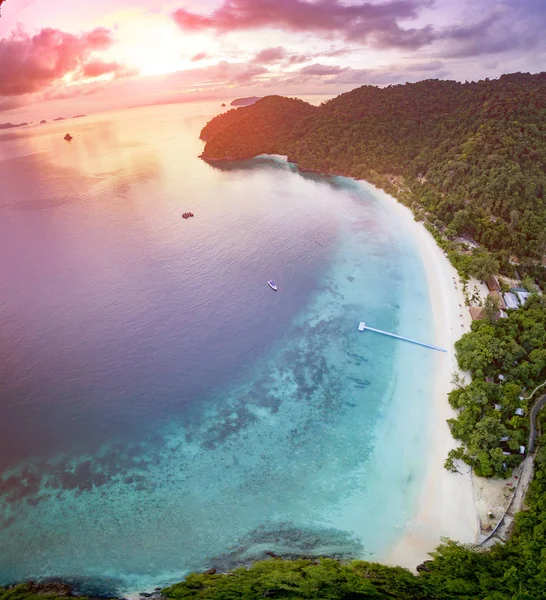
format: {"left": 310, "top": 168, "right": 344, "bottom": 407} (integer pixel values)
{"left": 251, "top": 45, "right": 353, "bottom": 66}
{"left": 39, "top": 80, "right": 111, "bottom": 102}
{"left": 299, "top": 63, "right": 346, "bottom": 76}
{"left": 191, "top": 51, "right": 209, "bottom": 61}
{"left": 230, "top": 64, "right": 268, "bottom": 84}
{"left": 82, "top": 59, "right": 137, "bottom": 78}
{"left": 173, "top": 0, "right": 436, "bottom": 49}
{"left": 252, "top": 46, "right": 287, "bottom": 63}
{"left": 169, "top": 60, "right": 269, "bottom": 86}
{"left": 287, "top": 53, "right": 309, "bottom": 65}
{"left": 0, "top": 26, "right": 122, "bottom": 96}
{"left": 0, "top": 96, "right": 22, "bottom": 113}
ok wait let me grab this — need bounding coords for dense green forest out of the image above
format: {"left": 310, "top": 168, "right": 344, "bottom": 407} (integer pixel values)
{"left": 200, "top": 97, "right": 317, "bottom": 160}
{"left": 446, "top": 296, "right": 546, "bottom": 477}
{"left": 200, "top": 73, "right": 546, "bottom": 281}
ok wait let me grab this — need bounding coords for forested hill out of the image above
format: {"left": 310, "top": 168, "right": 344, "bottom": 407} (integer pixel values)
{"left": 200, "top": 73, "right": 546, "bottom": 266}
{"left": 200, "top": 96, "right": 318, "bottom": 159}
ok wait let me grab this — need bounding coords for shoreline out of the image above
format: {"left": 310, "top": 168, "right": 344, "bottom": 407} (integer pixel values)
{"left": 198, "top": 155, "right": 488, "bottom": 567}
{"left": 361, "top": 181, "right": 480, "bottom": 569}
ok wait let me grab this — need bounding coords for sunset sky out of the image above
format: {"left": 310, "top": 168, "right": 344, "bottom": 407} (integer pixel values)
{"left": 1, "top": 0, "right": 545, "bottom": 121}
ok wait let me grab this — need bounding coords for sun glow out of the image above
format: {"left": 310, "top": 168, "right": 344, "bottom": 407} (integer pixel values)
{"left": 111, "top": 15, "right": 197, "bottom": 77}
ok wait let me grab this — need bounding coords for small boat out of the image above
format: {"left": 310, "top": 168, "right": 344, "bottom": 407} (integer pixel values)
{"left": 267, "top": 280, "right": 278, "bottom": 291}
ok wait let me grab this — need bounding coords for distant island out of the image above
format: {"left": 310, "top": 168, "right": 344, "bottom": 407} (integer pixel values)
{"left": 54, "top": 117, "right": 66, "bottom": 121}
{"left": 40, "top": 120, "right": 47, "bottom": 124}
{"left": 0, "top": 122, "right": 28, "bottom": 130}
{"left": 72, "top": 114, "right": 87, "bottom": 118}
{"left": 230, "top": 96, "right": 262, "bottom": 106}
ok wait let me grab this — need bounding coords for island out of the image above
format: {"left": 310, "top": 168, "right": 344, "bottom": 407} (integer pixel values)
{"left": 53, "top": 117, "right": 66, "bottom": 121}
{"left": 230, "top": 96, "right": 262, "bottom": 106}
{"left": 0, "top": 122, "right": 28, "bottom": 129}
{"left": 40, "top": 120, "right": 47, "bottom": 124}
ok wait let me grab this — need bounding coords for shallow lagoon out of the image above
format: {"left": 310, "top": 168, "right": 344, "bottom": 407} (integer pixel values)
{"left": 0, "top": 103, "right": 433, "bottom": 593}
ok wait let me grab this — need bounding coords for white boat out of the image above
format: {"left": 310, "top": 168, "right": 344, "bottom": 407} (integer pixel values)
{"left": 267, "top": 280, "right": 278, "bottom": 291}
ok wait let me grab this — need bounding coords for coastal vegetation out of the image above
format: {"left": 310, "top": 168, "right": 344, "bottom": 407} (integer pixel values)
{"left": 200, "top": 73, "right": 546, "bottom": 286}
{"left": 446, "top": 295, "right": 546, "bottom": 477}
{"left": 200, "top": 97, "right": 317, "bottom": 160}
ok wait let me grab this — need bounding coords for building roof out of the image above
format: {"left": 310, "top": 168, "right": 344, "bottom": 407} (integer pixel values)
{"left": 485, "top": 275, "right": 500, "bottom": 291}
{"left": 504, "top": 292, "right": 519, "bottom": 310}
{"left": 469, "top": 306, "right": 486, "bottom": 320}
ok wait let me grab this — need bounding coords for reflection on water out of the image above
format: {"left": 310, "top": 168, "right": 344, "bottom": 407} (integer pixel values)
{"left": 0, "top": 102, "right": 434, "bottom": 592}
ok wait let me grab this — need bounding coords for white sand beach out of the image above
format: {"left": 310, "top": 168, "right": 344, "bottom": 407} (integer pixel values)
{"left": 360, "top": 182, "right": 480, "bottom": 569}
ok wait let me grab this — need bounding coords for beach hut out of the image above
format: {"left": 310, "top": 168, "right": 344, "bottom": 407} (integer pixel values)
{"left": 515, "top": 408, "right": 524, "bottom": 416}
{"left": 469, "top": 306, "right": 486, "bottom": 321}
{"left": 503, "top": 292, "right": 519, "bottom": 310}
{"left": 485, "top": 275, "right": 500, "bottom": 291}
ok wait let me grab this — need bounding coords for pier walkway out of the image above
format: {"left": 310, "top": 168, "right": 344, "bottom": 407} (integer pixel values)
{"left": 358, "top": 321, "right": 447, "bottom": 353}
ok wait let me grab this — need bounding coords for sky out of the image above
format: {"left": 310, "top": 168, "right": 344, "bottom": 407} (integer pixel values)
{"left": 1, "top": 0, "right": 545, "bottom": 121}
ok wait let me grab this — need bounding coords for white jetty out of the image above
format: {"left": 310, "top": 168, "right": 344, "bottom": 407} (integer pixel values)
{"left": 358, "top": 321, "right": 447, "bottom": 353}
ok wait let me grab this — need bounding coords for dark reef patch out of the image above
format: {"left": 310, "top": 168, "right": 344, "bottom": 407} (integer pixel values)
{"left": 203, "top": 523, "right": 364, "bottom": 572}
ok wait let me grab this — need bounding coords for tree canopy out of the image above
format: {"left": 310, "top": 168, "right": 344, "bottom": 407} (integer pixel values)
{"left": 201, "top": 73, "right": 546, "bottom": 274}
{"left": 446, "top": 296, "right": 546, "bottom": 477}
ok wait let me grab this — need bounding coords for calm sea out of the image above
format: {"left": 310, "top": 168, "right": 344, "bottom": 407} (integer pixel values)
{"left": 0, "top": 102, "right": 434, "bottom": 594}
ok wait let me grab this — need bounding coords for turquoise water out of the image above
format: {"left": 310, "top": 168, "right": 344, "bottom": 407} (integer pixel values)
{"left": 0, "top": 103, "right": 433, "bottom": 594}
